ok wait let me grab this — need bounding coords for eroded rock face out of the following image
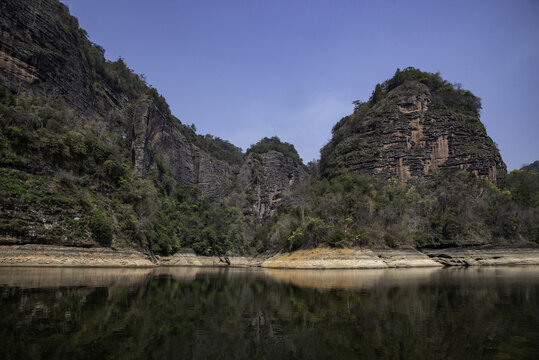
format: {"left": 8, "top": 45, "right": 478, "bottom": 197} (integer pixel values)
{"left": 0, "top": 0, "right": 305, "bottom": 207}
{"left": 0, "top": 0, "right": 97, "bottom": 113}
{"left": 0, "top": 0, "right": 238, "bottom": 198}
{"left": 238, "top": 150, "right": 308, "bottom": 221}
{"left": 521, "top": 161, "right": 539, "bottom": 175}
{"left": 127, "top": 97, "right": 238, "bottom": 197}
{"left": 321, "top": 82, "right": 507, "bottom": 184}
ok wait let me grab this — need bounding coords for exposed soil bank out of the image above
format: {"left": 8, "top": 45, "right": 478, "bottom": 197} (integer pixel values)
{"left": 422, "top": 247, "right": 539, "bottom": 266}
{"left": 258, "top": 248, "right": 442, "bottom": 269}
{"left": 2, "top": 245, "right": 538, "bottom": 269}
{"left": 0, "top": 245, "right": 155, "bottom": 267}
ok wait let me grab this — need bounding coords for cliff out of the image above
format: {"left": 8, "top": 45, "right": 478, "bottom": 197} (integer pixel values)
{"left": 2, "top": 1, "right": 535, "bottom": 257}
{"left": 521, "top": 161, "right": 539, "bottom": 175}
{"left": 0, "top": 0, "right": 308, "bottom": 253}
{"left": 0, "top": 0, "right": 242, "bottom": 198}
{"left": 238, "top": 137, "right": 309, "bottom": 221}
{"left": 320, "top": 68, "right": 507, "bottom": 184}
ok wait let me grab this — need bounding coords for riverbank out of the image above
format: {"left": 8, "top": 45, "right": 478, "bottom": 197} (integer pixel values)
{"left": 0, "top": 245, "right": 155, "bottom": 267}
{"left": 1, "top": 244, "right": 539, "bottom": 268}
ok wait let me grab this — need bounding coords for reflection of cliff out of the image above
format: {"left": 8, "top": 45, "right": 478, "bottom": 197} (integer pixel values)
{"left": 263, "top": 267, "right": 441, "bottom": 290}
{"left": 0, "top": 267, "right": 537, "bottom": 359}
{"left": 0, "top": 267, "right": 154, "bottom": 288}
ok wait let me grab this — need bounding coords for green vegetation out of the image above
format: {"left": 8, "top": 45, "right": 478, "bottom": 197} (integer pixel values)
{"left": 521, "top": 161, "right": 539, "bottom": 175}
{"left": 254, "top": 169, "right": 539, "bottom": 251}
{"left": 1, "top": 1, "right": 536, "bottom": 256}
{"left": 89, "top": 210, "right": 113, "bottom": 246}
{"left": 370, "top": 67, "right": 482, "bottom": 115}
{"left": 2, "top": 75, "right": 535, "bottom": 253}
{"left": 0, "top": 85, "right": 247, "bottom": 255}
{"left": 246, "top": 136, "right": 304, "bottom": 165}
{"left": 198, "top": 134, "right": 243, "bottom": 166}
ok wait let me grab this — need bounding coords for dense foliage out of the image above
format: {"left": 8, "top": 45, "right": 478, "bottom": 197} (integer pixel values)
{"left": 1, "top": 0, "right": 535, "bottom": 255}
{"left": 0, "top": 5, "right": 252, "bottom": 256}
{"left": 370, "top": 67, "right": 482, "bottom": 115}
{"left": 246, "top": 136, "right": 303, "bottom": 165}
{"left": 0, "top": 85, "right": 247, "bottom": 255}
{"left": 254, "top": 169, "right": 539, "bottom": 251}
{"left": 2, "top": 74, "right": 536, "bottom": 254}
{"left": 521, "top": 161, "right": 539, "bottom": 175}
{"left": 180, "top": 128, "right": 244, "bottom": 166}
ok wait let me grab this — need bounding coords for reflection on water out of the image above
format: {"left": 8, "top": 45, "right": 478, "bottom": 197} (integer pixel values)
{"left": 0, "top": 266, "right": 538, "bottom": 359}
{"left": 0, "top": 267, "right": 155, "bottom": 288}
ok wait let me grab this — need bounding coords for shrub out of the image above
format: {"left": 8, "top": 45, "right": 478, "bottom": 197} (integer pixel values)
{"left": 246, "top": 136, "right": 303, "bottom": 165}
{"left": 90, "top": 210, "right": 113, "bottom": 246}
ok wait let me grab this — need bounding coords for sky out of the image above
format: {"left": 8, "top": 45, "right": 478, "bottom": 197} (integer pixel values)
{"left": 60, "top": 0, "right": 539, "bottom": 170}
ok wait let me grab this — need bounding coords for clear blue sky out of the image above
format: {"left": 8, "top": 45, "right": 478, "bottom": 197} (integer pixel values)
{"left": 61, "top": 0, "right": 539, "bottom": 170}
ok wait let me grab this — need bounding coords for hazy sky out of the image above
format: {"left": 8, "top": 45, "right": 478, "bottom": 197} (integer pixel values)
{"left": 61, "top": 0, "right": 539, "bottom": 170}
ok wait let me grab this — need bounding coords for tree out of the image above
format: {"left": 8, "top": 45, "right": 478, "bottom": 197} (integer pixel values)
{"left": 370, "top": 84, "right": 383, "bottom": 104}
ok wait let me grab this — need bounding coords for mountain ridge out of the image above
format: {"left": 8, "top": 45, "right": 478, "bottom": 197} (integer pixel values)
{"left": 1, "top": 0, "right": 537, "bottom": 255}
{"left": 320, "top": 67, "right": 506, "bottom": 184}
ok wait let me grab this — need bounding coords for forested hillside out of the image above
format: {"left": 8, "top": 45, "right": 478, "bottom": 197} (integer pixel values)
{"left": 1, "top": 1, "right": 537, "bottom": 257}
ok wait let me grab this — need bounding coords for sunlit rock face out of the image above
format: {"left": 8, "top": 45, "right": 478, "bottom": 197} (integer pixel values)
{"left": 321, "top": 75, "right": 506, "bottom": 184}
{"left": 0, "top": 0, "right": 97, "bottom": 114}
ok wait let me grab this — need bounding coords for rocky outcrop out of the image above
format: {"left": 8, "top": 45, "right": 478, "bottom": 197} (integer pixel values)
{"left": 421, "top": 246, "right": 539, "bottom": 266}
{"left": 128, "top": 97, "right": 237, "bottom": 197}
{"left": 0, "top": 0, "right": 99, "bottom": 114}
{"left": 238, "top": 149, "right": 308, "bottom": 221}
{"left": 521, "top": 161, "right": 539, "bottom": 175}
{"left": 321, "top": 72, "right": 506, "bottom": 184}
{"left": 0, "top": 0, "right": 239, "bottom": 198}
{"left": 4, "top": 245, "right": 538, "bottom": 268}
{"left": 0, "top": 245, "right": 155, "bottom": 267}
{"left": 261, "top": 248, "right": 443, "bottom": 269}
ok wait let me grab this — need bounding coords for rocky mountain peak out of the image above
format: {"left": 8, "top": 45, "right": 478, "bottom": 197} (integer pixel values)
{"left": 521, "top": 161, "right": 539, "bottom": 175}
{"left": 320, "top": 67, "right": 506, "bottom": 184}
{"left": 238, "top": 137, "right": 308, "bottom": 221}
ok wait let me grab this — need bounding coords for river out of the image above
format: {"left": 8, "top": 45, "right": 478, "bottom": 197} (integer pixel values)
{"left": 0, "top": 266, "right": 538, "bottom": 359}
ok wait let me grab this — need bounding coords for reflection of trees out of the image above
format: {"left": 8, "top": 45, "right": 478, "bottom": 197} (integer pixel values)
{"left": 0, "top": 268, "right": 537, "bottom": 359}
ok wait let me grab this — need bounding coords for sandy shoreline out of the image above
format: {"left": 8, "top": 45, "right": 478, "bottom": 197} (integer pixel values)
{"left": 1, "top": 244, "right": 539, "bottom": 269}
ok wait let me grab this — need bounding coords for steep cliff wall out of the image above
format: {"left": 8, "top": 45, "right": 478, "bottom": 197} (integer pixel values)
{"left": 0, "top": 0, "right": 239, "bottom": 198}
{"left": 320, "top": 69, "right": 506, "bottom": 184}
{"left": 127, "top": 96, "right": 238, "bottom": 197}
{"left": 238, "top": 147, "right": 308, "bottom": 221}
{"left": 0, "top": 0, "right": 96, "bottom": 113}
{"left": 521, "top": 161, "right": 539, "bottom": 175}
{"left": 0, "top": 0, "right": 309, "bottom": 252}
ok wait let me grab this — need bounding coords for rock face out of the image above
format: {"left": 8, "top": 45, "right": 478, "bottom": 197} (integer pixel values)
{"left": 0, "top": 245, "right": 155, "bottom": 267}
{"left": 127, "top": 96, "right": 238, "bottom": 197}
{"left": 0, "top": 0, "right": 240, "bottom": 198}
{"left": 0, "top": 0, "right": 96, "bottom": 113}
{"left": 321, "top": 70, "right": 506, "bottom": 184}
{"left": 521, "top": 161, "right": 539, "bottom": 175}
{"left": 0, "top": 0, "right": 307, "bottom": 207}
{"left": 238, "top": 149, "right": 309, "bottom": 221}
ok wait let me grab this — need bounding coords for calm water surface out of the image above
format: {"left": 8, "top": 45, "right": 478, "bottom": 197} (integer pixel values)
{"left": 0, "top": 266, "right": 538, "bottom": 359}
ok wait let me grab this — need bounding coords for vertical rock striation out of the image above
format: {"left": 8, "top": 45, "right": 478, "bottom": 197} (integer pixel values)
{"left": 321, "top": 69, "right": 506, "bottom": 184}
{"left": 0, "top": 0, "right": 240, "bottom": 198}
{"left": 237, "top": 139, "right": 309, "bottom": 221}
{"left": 0, "top": 0, "right": 309, "bottom": 206}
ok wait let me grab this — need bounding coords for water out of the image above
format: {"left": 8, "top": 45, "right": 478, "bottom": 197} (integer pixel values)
{"left": 0, "top": 266, "right": 538, "bottom": 360}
